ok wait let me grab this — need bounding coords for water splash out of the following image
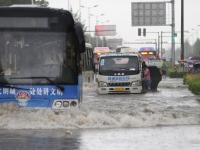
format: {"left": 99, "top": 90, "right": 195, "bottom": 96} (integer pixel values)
{"left": 0, "top": 78, "right": 199, "bottom": 129}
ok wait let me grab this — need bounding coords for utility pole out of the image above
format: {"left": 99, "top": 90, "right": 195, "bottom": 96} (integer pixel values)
{"left": 161, "top": 31, "right": 163, "bottom": 58}
{"left": 88, "top": 8, "right": 91, "bottom": 32}
{"left": 171, "top": 0, "right": 175, "bottom": 65}
{"left": 181, "top": 0, "right": 184, "bottom": 60}
{"left": 102, "top": 37, "right": 104, "bottom": 47}
{"left": 96, "top": 37, "right": 99, "bottom": 47}
{"left": 155, "top": 39, "right": 157, "bottom": 53}
{"left": 158, "top": 32, "right": 160, "bottom": 58}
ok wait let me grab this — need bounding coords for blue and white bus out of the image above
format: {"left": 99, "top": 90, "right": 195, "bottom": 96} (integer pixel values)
{"left": 0, "top": 6, "right": 85, "bottom": 109}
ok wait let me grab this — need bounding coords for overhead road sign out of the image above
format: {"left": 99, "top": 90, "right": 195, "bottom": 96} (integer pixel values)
{"left": 131, "top": 2, "right": 166, "bottom": 26}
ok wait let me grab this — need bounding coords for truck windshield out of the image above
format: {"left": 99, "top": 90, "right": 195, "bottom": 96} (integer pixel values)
{"left": 99, "top": 56, "right": 139, "bottom": 75}
{"left": 0, "top": 31, "right": 78, "bottom": 85}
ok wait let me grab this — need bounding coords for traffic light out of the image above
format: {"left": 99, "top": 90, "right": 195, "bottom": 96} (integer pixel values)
{"left": 138, "top": 28, "right": 141, "bottom": 36}
{"left": 143, "top": 28, "right": 146, "bottom": 36}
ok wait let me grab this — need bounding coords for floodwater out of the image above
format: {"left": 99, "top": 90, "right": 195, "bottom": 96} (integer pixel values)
{"left": 0, "top": 126, "right": 200, "bottom": 150}
{"left": 1, "top": 78, "right": 199, "bottom": 129}
{"left": 0, "top": 78, "right": 200, "bottom": 150}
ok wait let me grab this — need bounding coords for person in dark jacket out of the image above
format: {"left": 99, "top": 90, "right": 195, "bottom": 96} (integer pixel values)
{"left": 148, "top": 66, "right": 162, "bottom": 91}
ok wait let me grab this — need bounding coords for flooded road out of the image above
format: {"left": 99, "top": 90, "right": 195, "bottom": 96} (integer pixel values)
{"left": 1, "top": 126, "right": 200, "bottom": 150}
{"left": 0, "top": 78, "right": 199, "bottom": 129}
{"left": 80, "top": 78, "right": 200, "bottom": 128}
{"left": 0, "top": 78, "right": 200, "bottom": 149}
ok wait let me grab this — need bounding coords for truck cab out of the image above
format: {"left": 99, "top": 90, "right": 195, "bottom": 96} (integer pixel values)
{"left": 96, "top": 53, "right": 142, "bottom": 94}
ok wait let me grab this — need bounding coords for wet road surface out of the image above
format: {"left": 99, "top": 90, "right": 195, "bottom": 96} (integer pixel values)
{"left": 0, "top": 78, "right": 200, "bottom": 149}
{"left": 0, "top": 125, "right": 200, "bottom": 150}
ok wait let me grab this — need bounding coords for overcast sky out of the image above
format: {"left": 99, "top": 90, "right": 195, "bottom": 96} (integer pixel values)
{"left": 47, "top": 0, "right": 200, "bottom": 48}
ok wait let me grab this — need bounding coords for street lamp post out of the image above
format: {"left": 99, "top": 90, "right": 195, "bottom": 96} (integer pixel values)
{"left": 80, "top": 4, "right": 98, "bottom": 44}
{"left": 87, "top": 5, "right": 98, "bottom": 32}
{"left": 171, "top": 0, "right": 176, "bottom": 65}
{"left": 80, "top": 5, "right": 98, "bottom": 31}
{"left": 95, "top": 13, "right": 104, "bottom": 47}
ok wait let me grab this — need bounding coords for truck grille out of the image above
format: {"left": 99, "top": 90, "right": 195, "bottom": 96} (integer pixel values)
{"left": 108, "top": 82, "right": 131, "bottom": 87}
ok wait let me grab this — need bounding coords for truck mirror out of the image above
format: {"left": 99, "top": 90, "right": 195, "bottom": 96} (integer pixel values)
{"left": 92, "top": 62, "right": 96, "bottom": 73}
{"left": 74, "top": 22, "right": 85, "bottom": 53}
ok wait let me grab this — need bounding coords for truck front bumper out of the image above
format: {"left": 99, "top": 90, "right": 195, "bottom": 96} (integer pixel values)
{"left": 97, "top": 86, "right": 142, "bottom": 94}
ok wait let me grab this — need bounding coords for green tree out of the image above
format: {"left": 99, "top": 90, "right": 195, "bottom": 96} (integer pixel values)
{"left": 193, "top": 38, "right": 200, "bottom": 56}
{"left": 184, "top": 40, "right": 193, "bottom": 58}
{"left": 175, "top": 47, "right": 181, "bottom": 61}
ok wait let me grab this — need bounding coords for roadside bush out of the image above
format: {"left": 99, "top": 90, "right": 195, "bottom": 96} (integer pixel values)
{"left": 184, "top": 74, "right": 200, "bottom": 95}
{"left": 167, "top": 64, "right": 187, "bottom": 78}
{"left": 168, "top": 69, "right": 187, "bottom": 78}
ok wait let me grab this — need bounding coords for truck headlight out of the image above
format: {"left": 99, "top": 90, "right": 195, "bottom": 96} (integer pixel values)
{"left": 131, "top": 80, "right": 141, "bottom": 86}
{"left": 99, "top": 82, "right": 107, "bottom": 87}
{"left": 131, "top": 81, "right": 136, "bottom": 86}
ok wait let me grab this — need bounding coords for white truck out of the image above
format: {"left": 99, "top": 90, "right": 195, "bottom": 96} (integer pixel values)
{"left": 96, "top": 53, "right": 142, "bottom": 94}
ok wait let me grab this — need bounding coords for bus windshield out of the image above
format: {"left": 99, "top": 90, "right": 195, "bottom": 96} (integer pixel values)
{"left": 0, "top": 31, "right": 77, "bottom": 85}
{"left": 99, "top": 56, "right": 139, "bottom": 75}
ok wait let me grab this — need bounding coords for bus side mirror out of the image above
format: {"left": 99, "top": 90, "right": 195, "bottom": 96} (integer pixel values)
{"left": 74, "top": 22, "right": 85, "bottom": 53}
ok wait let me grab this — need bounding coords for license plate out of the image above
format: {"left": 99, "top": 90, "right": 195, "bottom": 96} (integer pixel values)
{"left": 114, "top": 87, "right": 125, "bottom": 92}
